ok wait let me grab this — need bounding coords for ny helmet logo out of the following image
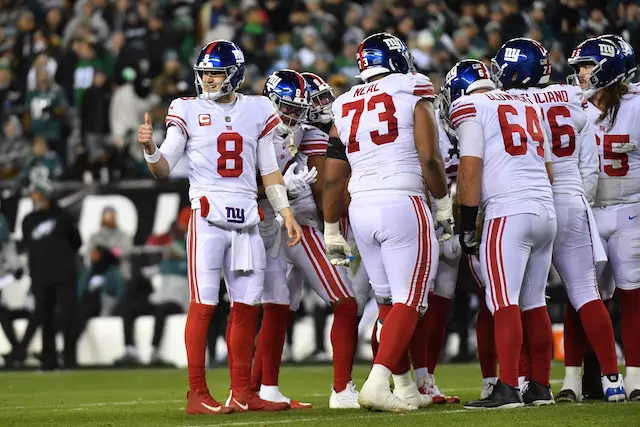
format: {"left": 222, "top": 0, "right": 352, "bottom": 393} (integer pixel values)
{"left": 232, "top": 49, "right": 245, "bottom": 63}
{"left": 383, "top": 37, "right": 403, "bottom": 51}
{"left": 599, "top": 43, "right": 616, "bottom": 57}
{"left": 504, "top": 48, "right": 521, "bottom": 62}
{"left": 266, "top": 74, "right": 282, "bottom": 91}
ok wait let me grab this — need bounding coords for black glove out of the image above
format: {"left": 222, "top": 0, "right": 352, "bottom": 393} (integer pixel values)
{"left": 459, "top": 205, "right": 480, "bottom": 255}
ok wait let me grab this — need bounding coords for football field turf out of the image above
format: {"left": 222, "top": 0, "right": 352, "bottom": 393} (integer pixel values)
{"left": 0, "top": 364, "right": 637, "bottom": 426}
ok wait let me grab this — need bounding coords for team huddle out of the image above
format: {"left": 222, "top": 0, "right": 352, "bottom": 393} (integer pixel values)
{"left": 137, "top": 32, "right": 640, "bottom": 415}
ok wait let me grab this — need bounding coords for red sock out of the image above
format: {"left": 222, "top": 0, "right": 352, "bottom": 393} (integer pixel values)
{"left": 253, "top": 304, "right": 290, "bottom": 387}
{"left": 409, "top": 311, "right": 430, "bottom": 371}
{"left": 374, "top": 303, "right": 419, "bottom": 370}
{"left": 391, "top": 349, "right": 411, "bottom": 375}
{"left": 424, "top": 293, "right": 451, "bottom": 374}
{"left": 372, "top": 305, "right": 391, "bottom": 359}
{"left": 230, "top": 303, "right": 260, "bottom": 394}
{"left": 185, "top": 302, "right": 215, "bottom": 392}
{"left": 579, "top": 300, "right": 619, "bottom": 375}
{"left": 522, "top": 307, "right": 553, "bottom": 386}
{"left": 494, "top": 305, "right": 522, "bottom": 388}
{"left": 331, "top": 298, "right": 358, "bottom": 392}
{"left": 519, "top": 328, "right": 531, "bottom": 380}
{"left": 563, "top": 302, "right": 587, "bottom": 367}
{"left": 617, "top": 288, "right": 640, "bottom": 367}
{"left": 226, "top": 307, "right": 234, "bottom": 383}
{"left": 476, "top": 299, "right": 497, "bottom": 378}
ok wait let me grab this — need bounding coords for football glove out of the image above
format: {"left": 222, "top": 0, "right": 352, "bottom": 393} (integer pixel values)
{"left": 283, "top": 162, "right": 318, "bottom": 199}
{"left": 434, "top": 195, "right": 455, "bottom": 241}
{"left": 459, "top": 230, "right": 479, "bottom": 255}
{"left": 324, "top": 221, "right": 354, "bottom": 266}
{"left": 440, "top": 234, "right": 461, "bottom": 262}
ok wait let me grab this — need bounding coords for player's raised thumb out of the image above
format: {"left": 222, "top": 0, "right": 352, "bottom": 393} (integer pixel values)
{"left": 144, "top": 112, "right": 151, "bottom": 126}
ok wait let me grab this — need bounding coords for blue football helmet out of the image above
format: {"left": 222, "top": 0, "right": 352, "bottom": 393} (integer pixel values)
{"left": 356, "top": 32, "right": 414, "bottom": 82}
{"left": 568, "top": 38, "right": 626, "bottom": 98}
{"left": 301, "top": 72, "right": 334, "bottom": 124}
{"left": 597, "top": 34, "right": 637, "bottom": 82}
{"left": 263, "top": 69, "right": 310, "bottom": 132}
{"left": 193, "top": 40, "right": 245, "bottom": 100}
{"left": 491, "top": 37, "right": 551, "bottom": 89}
{"left": 440, "top": 59, "right": 495, "bottom": 130}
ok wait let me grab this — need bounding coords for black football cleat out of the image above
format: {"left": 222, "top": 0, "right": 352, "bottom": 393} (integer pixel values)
{"left": 464, "top": 380, "right": 524, "bottom": 409}
{"left": 556, "top": 389, "right": 579, "bottom": 403}
{"left": 582, "top": 352, "right": 604, "bottom": 400}
{"left": 522, "top": 380, "right": 554, "bottom": 406}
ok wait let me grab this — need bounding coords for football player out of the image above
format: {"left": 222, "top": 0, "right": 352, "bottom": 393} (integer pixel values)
{"left": 437, "top": 64, "right": 499, "bottom": 401}
{"left": 323, "top": 32, "right": 453, "bottom": 412}
{"left": 138, "top": 40, "right": 301, "bottom": 414}
{"left": 598, "top": 35, "right": 638, "bottom": 92}
{"left": 569, "top": 37, "right": 640, "bottom": 402}
{"left": 442, "top": 58, "right": 557, "bottom": 409}
{"left": 493, "top": 38, "right": 626, "bottom": 402}
{"left": 251, "top": 69, "right": 360, "bottom": 409}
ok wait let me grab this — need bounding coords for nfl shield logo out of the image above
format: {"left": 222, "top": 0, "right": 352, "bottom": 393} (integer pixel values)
{"left": 199, "top": 114, "right": 211, "bottom": 126}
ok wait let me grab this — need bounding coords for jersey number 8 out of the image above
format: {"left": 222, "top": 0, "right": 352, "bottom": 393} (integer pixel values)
{"left": 217, "top": 132, "right": 243, "bottom": 177}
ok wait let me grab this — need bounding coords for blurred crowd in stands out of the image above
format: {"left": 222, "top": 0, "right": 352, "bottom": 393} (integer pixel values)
{"left": 0, "top": 0, "right": 638, "bottom": 186}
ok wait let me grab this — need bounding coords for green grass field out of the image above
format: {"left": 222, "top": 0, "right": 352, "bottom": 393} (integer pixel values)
{"left": 0, "top": 364, "right": 638, "bottom": 426}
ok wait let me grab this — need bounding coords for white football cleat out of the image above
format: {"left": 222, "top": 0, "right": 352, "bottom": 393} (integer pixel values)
{"left": 481, "top": 377, "right": 498, "bottom": 399}
{"left": 601, "top": 374, "right": 626, "bottom": 402}
{"left": 329, "top": 381, "right": 360, "bottom": 409}
{"left": 626, "top": 367, "right": 640, "bottom": 401}
{"left": 359, "top": 377, "right": 416, "bottom": 412}
{"left": 556, "top": 367, "right": 583, "bottom": 403}
{"left": 392, "top": 372, "right": 423, "bottom": 408}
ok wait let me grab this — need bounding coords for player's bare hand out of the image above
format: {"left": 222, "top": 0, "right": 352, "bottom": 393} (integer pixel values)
{"left": 138, "top": 112, "right": 153, "bottom": 146}
{"left": 282, "top": 210, "right": 302, "bottom": 246}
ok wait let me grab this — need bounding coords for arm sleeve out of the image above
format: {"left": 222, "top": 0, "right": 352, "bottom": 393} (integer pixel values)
{"left": 577, "top": 120, "right": 599, "bottom": 203}
{"left": 458, "top": 120, "right": 485, "bottom": 159}
{"left": 326, "top": 136, "right": 347, "bottom": 161}
{"left": 256, "top": 131, "right": 280, "bottom": 176}
{"left": 158, "top": 125, "right": 187, "bottom": 171}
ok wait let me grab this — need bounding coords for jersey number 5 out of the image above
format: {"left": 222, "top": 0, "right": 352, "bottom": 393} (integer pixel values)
{"left": 596, "top": 134, "right": 630, "bottom": 177}
{"left": 217, "top": 132, "right": 243, "bottom": 177}
{"left": 342, "top": 93, "right": 398, "bottom": 153}
{"left": 498, "top": 105, "right": 545, "bottom": 157}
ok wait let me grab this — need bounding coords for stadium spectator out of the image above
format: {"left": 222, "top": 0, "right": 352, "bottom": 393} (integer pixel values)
{"left": 0, "top": 115, "right": 29, "bottom": 180}
{"left": 20, "top": 136, "right": 63, "bottom": 185}
{"left": 21, "top": 180, "right": 81, "bottom": 370}
{"left": 81, "top": 67, "right": 112, "bottom": 182}
{"left": 25, "top": 66, "right": 69, "bottom": 160}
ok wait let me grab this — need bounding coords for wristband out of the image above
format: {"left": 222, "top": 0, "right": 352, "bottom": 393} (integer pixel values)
{"left": 324, "top": 221, "right": 340, "bottom": 236}
{"left": 144, "top": 145, "right": 162, "bottom": 163}
{"left": 460, "top": 205, "right": 479, "bottom": 233}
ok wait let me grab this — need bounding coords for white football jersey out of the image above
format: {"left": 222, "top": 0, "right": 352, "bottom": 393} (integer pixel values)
{"left": 509, "top": 85, "right": 598, "bottom": 200}
{"left": 630, "top": 82, "right": 640, "bottom": 92}
{"left": 588, "top": 92, "right": 640, "bottom": 206}
{"left": 332, "top": 72, "right": 435, "bottom": 199}
{"left": 450, "top": 89, "right": 555, "bottom": 220}
{"left": 259, "top": 123, "right": 328, "bottom": 230}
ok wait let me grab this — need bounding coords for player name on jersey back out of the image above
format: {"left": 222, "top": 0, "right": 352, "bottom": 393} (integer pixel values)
{"left": 450, "top": 89, "right": 555, "bottom": 220}
{"left": 332, "top": 72, "right": 435, "bottom": 199}
{"left": 165, "top": 94, "right": 280, "bottom": 229}
{"left": 588, "top": 93, "right": 640, "bottom": 206}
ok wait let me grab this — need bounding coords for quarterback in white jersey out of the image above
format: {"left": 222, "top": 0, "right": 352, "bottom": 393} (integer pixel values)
{"left": 323, "top": 33, "right": 452, "bottom": 412}
{"left": 570, "top": 37, "right": 640, "bottom": 401}
{"left": 495, "top": 37, "right": 625, "bottom": 403}
{"left": 445, "top": 57, "right": 556, "bottom": 409}
{"left": 138, "top": 41, "right": 301, "bottom": 414}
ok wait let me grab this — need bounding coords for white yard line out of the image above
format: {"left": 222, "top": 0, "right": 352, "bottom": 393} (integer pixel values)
{"left": 5, "top": 399, "right": 183, "bottom": 411}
